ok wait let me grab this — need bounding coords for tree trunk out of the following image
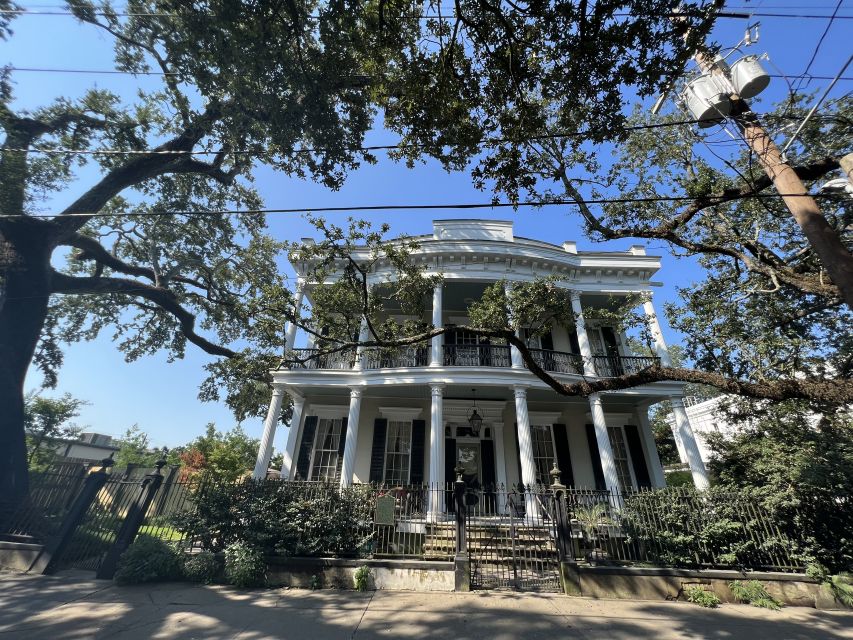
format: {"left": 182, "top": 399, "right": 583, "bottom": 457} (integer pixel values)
{"left": 0, "top": 226, "right": 53, "bottom": 523}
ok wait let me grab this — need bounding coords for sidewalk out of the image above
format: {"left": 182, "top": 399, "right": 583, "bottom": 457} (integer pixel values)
{"left": 1, "top": 572, "right": 851, "bottom": 639}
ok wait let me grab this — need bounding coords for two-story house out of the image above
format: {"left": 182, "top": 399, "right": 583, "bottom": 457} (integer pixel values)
{"left": 252, "top": 220, "right": 709, "bottom": 517}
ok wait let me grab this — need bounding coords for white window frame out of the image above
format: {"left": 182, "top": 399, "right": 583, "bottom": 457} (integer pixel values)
{"left": 308, "top": 417, "right": 344, "bottom": 482}
{"left": 607, "top": 425, "right": 637, "bottom": 490}
{"left": 530, "top": 424, "right": 557, "bottom": 485}
{"left": 383, "top": 420, "right": 413, "bottom": 485}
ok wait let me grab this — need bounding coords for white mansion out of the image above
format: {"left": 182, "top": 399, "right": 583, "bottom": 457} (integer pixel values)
{"left": 253, "top": 220, "right": 709, "bottom": 515}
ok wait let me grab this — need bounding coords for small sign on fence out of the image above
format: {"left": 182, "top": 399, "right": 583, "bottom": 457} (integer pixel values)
{"left": 375, "top": 495, "right": 396, "bottom": 525}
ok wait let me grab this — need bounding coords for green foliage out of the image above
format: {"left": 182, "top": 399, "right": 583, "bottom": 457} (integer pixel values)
{"left": 621, "top": 488, "right": 798, "bottom": 571}
{"left": 224, "top": 541, "right": 266, "bottom": 588}
{"left": 172, "top": 480, "right": 374, "bottom": 558}
{"left": 114, "top": 425, "right": 162, "bottom": 468}
{"left": 353, "top": 565, "right": 371, "bottom": 592}
{"left": 23, "top": 391, "right": 86, "bottom": 471}
{"left": 709, "top": 403, "right": 853, "bottom": 574}
{"left": 664, "top": 471, "right": 694, "bottom": 488}
{"left": 729, "top": 580, "right": 781, "bottom": 611}
{"left": 114, "top": 536, "right": 183, "bottom": 585}
{"left": 182, "top": 551, "right": 220, "bottom": 585}
{"left": 309, "top": 574, "right": 323, "bottom": 590}
{"left": 684, "top": 586, "right": 721, "bottom": 608}
{"left": 807, "top": 564, "right": 853, "bottom": 608}
{"left": 180, "top": 423, "right": 258, "bottom": 481}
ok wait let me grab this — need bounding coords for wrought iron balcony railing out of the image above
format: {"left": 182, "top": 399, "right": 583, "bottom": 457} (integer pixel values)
{"left": 286, "top": 346, "right": 659, "bottom": 378}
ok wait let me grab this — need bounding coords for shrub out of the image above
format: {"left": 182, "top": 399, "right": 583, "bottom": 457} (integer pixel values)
{"left": 729, "top": 580, "right": 782, "bottom": 610}
{"left": 173, "top": 480, "right": 374, "bottom": 557}
{"left": 684, "top": 586, "right": 721, "bottom": 608}
{"left": 224, "top": 541, "right": 266, "bottom": 588}
{"left": 310, "top": 574, "right": 323, "bottom": 590}
{"left": 353, "top": 565, "right": 371, "bottom": 592}
{"left": 807, "top": 564, "right": 853, "bottom": 608}
{"left": 114, "top": 536, "right": 182, "bottom": 585}
{"left": 183, "top": 551, "right": 220, "bottom": 584}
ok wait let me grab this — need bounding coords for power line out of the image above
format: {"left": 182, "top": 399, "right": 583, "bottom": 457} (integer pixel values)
{"left": 0, "top": 192, "right": 832, "bottom": 220}
{"left": 800, "top": 0, "right": 845, "bottom": 85}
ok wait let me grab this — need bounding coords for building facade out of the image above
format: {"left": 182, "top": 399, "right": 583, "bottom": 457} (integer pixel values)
{"left": 254, "top": 220, "right": 709, "bottom": 514}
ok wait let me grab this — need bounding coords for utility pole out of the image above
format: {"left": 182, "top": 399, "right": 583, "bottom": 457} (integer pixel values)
{"left": 692, "top": 52, "right": 853, "bottom": 309}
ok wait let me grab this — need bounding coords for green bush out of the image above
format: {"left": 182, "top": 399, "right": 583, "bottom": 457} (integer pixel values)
{"left": 173, "top": 480, "right": 374, "bottom": 557}
{"left": 224, "top": 541, "right": 266, "bottom": 588}
{"left": 729, "top": 580, "right": 782, "bottom": 610}
{"left": 684, "top": 586, "right": 721, "bottom": 608}
{"left": 353, "top": 565, "right": 371, "bottom": 591}
{"left": 114, "top": 536, "right": 182, "bottom": 585}
{"left": 183, "top": 551, "right": 220, "bottom": 584}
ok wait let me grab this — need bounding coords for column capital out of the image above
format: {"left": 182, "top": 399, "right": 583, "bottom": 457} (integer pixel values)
{"left": 588, "top": 392, "right": 602, "bottom": 405}
{"left": 670, "top": 395, "right": 685, "bottom": 409}
{"left": 430, "top": 383, "right": 445, "bottom": 395}
{"left": 512, "top": 385, "right": 528, "bottom": 398}
{"left": 349, "top": 388, "right": 363, "bottom": 399}
{"left": 569, "top": 289, "right": 582, "bottom": 302}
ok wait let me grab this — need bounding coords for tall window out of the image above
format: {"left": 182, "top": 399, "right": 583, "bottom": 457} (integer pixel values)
{"left": 530, "top": 424, "right": 555, "bottom": 485}
{"left": 309, "top": 418, "right": 343, "bottom": 481}
{"left": 607, "top": 426, "right": 634, "bottom": 490}
{"left": 384, "top": 420, "right": 412, "bottom": 485}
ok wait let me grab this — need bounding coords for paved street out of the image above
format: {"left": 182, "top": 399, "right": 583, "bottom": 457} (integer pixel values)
{"left": 0, "top": 572, "right": 851, "bottom": 639}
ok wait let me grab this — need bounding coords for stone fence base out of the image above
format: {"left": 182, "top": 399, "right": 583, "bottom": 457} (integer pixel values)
{"left": 266, "top": 557, "right": 455, "bottom": 592}
{"left": 0, "top": 540, "right": 43, "bottom": 572}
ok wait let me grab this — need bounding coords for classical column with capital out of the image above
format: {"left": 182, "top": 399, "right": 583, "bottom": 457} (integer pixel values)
{"left": 588, "top": 393, "right": 621, "bottom": 495}
{"left": 513, "top": 386, "right": 540, "bottom": 519}
{"left": 427, "top": 383, "right": 445, "bottom": 517}
{"left": 642, "top": 294, "right": 673, "bottom": 367}
{"left": 670, "top": 396, "right": 710, "bottom": 490}
{"left": 430, "top": 283, "right": 443, "bottom": 366}
{"left": 505, "top": 282, "right": 525, "bottom": 369}
{"left": 570, "top": 290, "right": 598, "bottom": 376}
{"left": 252, "top": 387, "right": 285, "bottom": 480}
{"left": 339, "top": 388, "right": 363, "bottom": 487}
{"left": 284, "top": 279, "right": 305, "bottom": 353}
{"left": 280, "top": 395, "right": 306, "bottom": 480}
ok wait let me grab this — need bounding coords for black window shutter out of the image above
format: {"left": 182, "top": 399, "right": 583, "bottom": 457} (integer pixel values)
{"left": 624, "top": 424, "right": 651, "bottom": 488}
{"left": 296, "top": 416, "right": 318, "bottom": 480}
{"left": 444, "top": 437, "right": 457, "bottom": 485}
{"left": 410, "top": 419, "right": 426, "bottom": 485}
{"left": 335, "top": 417, "right": 349, "bottom": 481}
{"left": 552, "top": 424, "right": 575, "bottom": 487}
{"left": 481, "top": 439, "right": 496, "bottom": 490}
{"left": 513, "top": 423, "right": 524, "bottom": 490}
{"left": 369, "top": 418, "right": 388, "bottom": 484}
{"left": 585, "top": 423, "right": 607, "bottom": 490}
{"left": 541, "top": 331, "right": 554, "bottom": 351}
{"left": 568, "top": 330, "right": 581, "bottom": 354}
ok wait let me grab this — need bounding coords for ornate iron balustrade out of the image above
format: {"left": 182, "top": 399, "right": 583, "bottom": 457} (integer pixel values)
{"left": 527, "top": 348, "right": 585, "bottom": 375}
{"left": 443, "top": 344, "right": 512, "bottom": 367}
{"left": 591, "top": 355, "right": 659, "bottom": 377}
{"left": 287, "top": 348, "right": 356, "bottom": 370}
{"left": 362, "top": 346, "right": 429, "bottom": 369}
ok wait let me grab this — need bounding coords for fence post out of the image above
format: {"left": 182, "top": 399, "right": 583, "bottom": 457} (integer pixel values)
{"left": 95, "top": 459, "right": 166, "bottom": 580}
{"left": 550, "top": 462, "right": 581, "bottom": 596}
{"left": 453, "top": 466, "right": 470, "bottom": 592}
{"left": 29, "top": 457, "right": 113, "bottom": 575}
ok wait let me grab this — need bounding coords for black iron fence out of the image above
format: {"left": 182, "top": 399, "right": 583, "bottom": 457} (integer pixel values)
{"left": 0, "top": 466, "right": 88, "bottom": 542}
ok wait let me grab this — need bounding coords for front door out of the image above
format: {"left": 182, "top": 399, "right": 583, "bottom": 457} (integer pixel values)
{"left": 457, "top": 440, "right": 481, "bottom": 491}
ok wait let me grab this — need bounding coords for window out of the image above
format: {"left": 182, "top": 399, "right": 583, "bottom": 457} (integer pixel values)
{"left": 530, "top": 424, "right": 556, "bottom": 485}
{"left": 309, "top": 418, "right": 344, "bottom": 481}
{"left": 384, "top": 420, "right": 412, "bottom": 485}
{"left": 607, "top": 426, "right": 634, "bottom": 490}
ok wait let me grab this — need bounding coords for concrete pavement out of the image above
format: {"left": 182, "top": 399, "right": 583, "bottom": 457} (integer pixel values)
{"left": 0, "top": 572, "right": 851, "bottom": 639}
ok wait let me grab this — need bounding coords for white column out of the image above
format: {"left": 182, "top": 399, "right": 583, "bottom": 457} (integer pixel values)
{"left": 281, "top": 395, "right": 306, "bottom": 480}
{"left": 253, "top": 387, "right": 284, "bottom": 479}
{"left": 505, "top": 283, "right": 524, "bottom": 369}
{"left": 635, "top": 404, "right": 666, "bottom": 488}
{"left": 427, "top": 383, "right": 445, "bottom": 517}
{"left": 493, "top": 423, "right": 508, "bottom": 512}
{"left": 571, "top": 290, "right": 597, "bottom": 376}
{"left": 588, "top": 393, "right": 621, "bottom": 495}
{"left": 430, "top": 283, "right": 443, "bottom": 366}
{"left": 670, "top": 396, "right": 710, "bottom": 490}
{"left": 339, "top": 388, "right": 363, "bottom": 487}
{"left": 642, "top": 295, "right": 673, "bottom": 367}
{"left": 353, "top": 317, "right": 369, "bottom": 371}
{"left": 513, "top": 386, "right": 540, "bottom": 520}
{"left": 284, "top": 280, "right": 305, "bottom": 352}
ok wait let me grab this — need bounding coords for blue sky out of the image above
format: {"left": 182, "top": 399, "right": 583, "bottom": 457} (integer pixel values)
{"left": 2, "top": 1, "right": 851, "bottom": 451}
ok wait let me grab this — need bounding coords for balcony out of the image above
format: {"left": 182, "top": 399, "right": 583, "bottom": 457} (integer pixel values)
{"left": 288, "top": 346, "right": 659, "bottom": 378}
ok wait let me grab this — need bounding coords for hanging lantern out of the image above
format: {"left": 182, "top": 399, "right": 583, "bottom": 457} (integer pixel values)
{"left": 729, "top": 55, "right": 771, "bottom": 99}
{"left": 467, "top": 388, "right": 483, "bottom": 437}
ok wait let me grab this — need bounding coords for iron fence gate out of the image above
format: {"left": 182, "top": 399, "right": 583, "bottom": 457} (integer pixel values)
{"left": 466, "top": 486, "right": 561, "bottom": 591}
